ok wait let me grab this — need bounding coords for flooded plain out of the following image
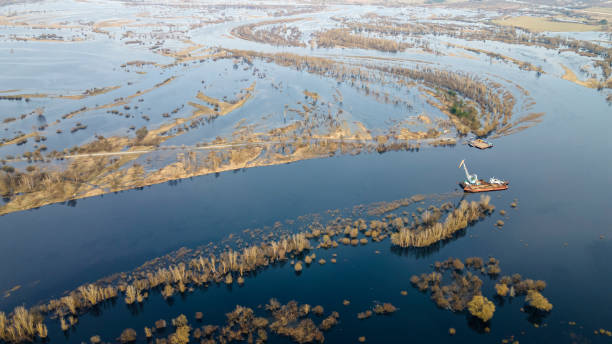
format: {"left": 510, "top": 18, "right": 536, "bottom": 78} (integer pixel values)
{"left": 0, "top": 0, "right": 611, "bottom": 343}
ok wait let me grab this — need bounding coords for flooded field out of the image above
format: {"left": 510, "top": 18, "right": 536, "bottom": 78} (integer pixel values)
{"left": 1, "top": 0, "right": 611, "bottom": 343}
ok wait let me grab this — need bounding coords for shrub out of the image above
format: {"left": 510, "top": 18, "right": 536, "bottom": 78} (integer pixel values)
{"left": 373, "top": 303, "right": 396, "bottom": 314}
{"left": 169, "top": 325, "right": 190, "bottom": 344}
{"left": 119, "top": 328, "right": 137, "bottom": 343}
{"left": 452, "top": 258, "right": 464, "bottom": 270}
{"left": 162, "top": 284, "right": 174, "bottom": 299}
{"left": 525, "top": 291, "right": 553, "bottom": 312}
{"left": 357, "top": 310, "right": 372, "bottom": 319}
{"left": 155, "top": 319, "right": 167, "bottom": 329}
{"left": 467, "top": 296, "right": 495, "bottom": 322}
{"left": 135, "top": 126, "right": 148, "bottom": 140}
{"left": 495, "top": 283, "right": 509, "bottom": 297}
{"left": 172, "top": 315, "right": 188, "bottom": 328}
{"left": 320, "top": 314, "right": 338, "bottom": 330}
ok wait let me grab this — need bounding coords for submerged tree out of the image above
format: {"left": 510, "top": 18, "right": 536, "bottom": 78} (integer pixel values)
{"left": 525, "top": 291, "right": 553, "bottom": 312}
{"left": 467, "top": 295, "right": 495, "bottom": 322}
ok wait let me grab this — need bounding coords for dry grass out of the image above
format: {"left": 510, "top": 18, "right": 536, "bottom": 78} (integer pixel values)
{"left": 391, "top": 196, "right": 494, "bottom": 248}
{"left": 492, "top": 16, "right": 602, "bottom": 32}
{"left": 29, "top": 232, "right": 313, "bottom": 317}
{"left": 315, "top": 28, "right": 408, "bottom": 52}
{"left": 231, "top": 18, "right": 306, "bottom": 47}
{"left": 79, "top": 284, "right": 105, "bottom": 306}
{"left": 560, "top": 64, "right": 604, "bottom": 89}
{"left": 367, "top": 194, "right": 427, "bottom": 215}
{"left": 192, "top": 82, "right": 255, "bottom": 118}
{"left": 0, "top": 307, "right": 45, "bottom": 343}
{"left": 124, "top": 285, "right": 142, "bottom": 304}
{"left": 162, "top": 284, "right": 175, "bottom": 299}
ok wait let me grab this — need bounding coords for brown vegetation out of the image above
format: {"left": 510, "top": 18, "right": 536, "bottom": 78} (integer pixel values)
{"left": 119, "top": 328, "right": 137, "bottom": 343}
{"left": 227, "top": 49, "right": 518, "bottom": 136}
{"left": 373, "top": 303, "right": 397, "bottom": 314}
{"left": 0, "top": 307, "right": 46, "bottom": 343}
{"left": 391, "top": 196, "right": 494, "bottom": 248}
{"left": 314, "top": 28, "right": 408, "bottom": 53}
{"left": 357, "top": 310, "right": 372, "bottom": 320}
{"left": 342, "top": 14, "right": 611, "bottom": 86}
{"left": 411, "top": 257, "right": 552, "bottom": 323}
{"left": 525, "top": 290, "right": 553, "bottom": 312}
{"left": 467, "top": 296, "right": 495, "bottom": 322}
{"left": 231, "top": 18, "right": 306, "bottom": 47}
{"left": 0, "top": 42, "right": 530, "bottom": 216}
{"left": 266, "top": 299, "right": 331, "bottom": 343}
{"left": 495, "top": 283, "right": 509, "bottom": 297}
{"left": 1, "top": 192, "right": 470, "bottom": 342}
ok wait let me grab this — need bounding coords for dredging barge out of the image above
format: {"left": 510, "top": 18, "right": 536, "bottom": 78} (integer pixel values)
{"left": 458, "top": 160, "right": 508, "bottom": 193}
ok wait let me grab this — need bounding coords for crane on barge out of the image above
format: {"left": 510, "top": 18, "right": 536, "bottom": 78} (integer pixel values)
{"left": 458, "top": 160, "right": 509, "bottom": 193}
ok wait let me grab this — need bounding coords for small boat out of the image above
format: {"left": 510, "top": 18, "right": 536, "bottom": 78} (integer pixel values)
{"left": 458, "top": 160, "right": 508, "bottom": 193}
{"left": 468, "top": 138, "right": 493, "bottom": 149}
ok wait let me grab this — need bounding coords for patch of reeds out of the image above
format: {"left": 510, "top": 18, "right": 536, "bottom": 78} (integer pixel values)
{"left": 391, "top": 196, "right": 494, "bottom": 248}
{"left": 28, "top": 233, "right": 314, "bottom": 330}
{"left": 0, "top": 307, "right": 46, "bottom": 343}
{"left": 314, "top": 28, "right": 409, "bottom": 53}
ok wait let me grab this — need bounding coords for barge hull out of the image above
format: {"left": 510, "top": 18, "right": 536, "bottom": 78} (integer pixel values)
{"left": 460, "top": 182, "right": 509, "bottom": 193}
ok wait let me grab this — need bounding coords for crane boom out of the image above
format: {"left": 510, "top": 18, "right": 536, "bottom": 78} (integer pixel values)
{"left": 459, "top": 160, "right": 469, "bottom": 179}
{"left": 459, "top": 160, "right": 478, "bottom": 184}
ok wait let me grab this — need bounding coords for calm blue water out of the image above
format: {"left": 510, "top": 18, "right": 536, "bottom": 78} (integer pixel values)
{"left": 0, "top": 18, "right": 611, "bottom": 341}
